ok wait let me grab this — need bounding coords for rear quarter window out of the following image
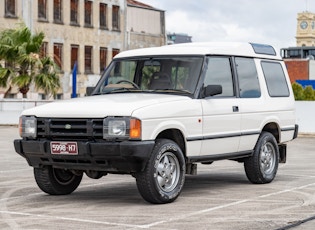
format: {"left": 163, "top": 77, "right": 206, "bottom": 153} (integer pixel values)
{"left": 261, "top": 61, "right": 289, "bottom": 97}
{"left": 236, "top": 57, "right": 261, "bottom": 98}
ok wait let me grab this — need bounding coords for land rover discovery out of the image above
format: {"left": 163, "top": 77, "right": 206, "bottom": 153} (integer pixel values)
{"left": 14, "top": 42, "right": 298, "bottom": 204}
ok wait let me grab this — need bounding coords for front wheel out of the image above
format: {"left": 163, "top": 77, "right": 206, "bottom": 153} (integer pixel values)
{"left": 34, "top": 166, "right": 83, "bottom": 195}
{"left": 135, "top": 139, "right": 186, "bottom": 204}
{"left": 244, "top": 132, "right": 279, "bottom": 184}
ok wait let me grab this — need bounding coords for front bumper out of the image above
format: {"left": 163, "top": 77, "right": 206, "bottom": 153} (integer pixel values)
{"left": 14, "top": 139, "right": 155, "bottom": 173}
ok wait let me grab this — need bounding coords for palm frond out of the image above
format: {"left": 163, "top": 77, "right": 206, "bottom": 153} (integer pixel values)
{"left": 11, "top": 74, "right": 32, "bottom": 88}
{"left": 0, "top": 66, "right": 15, "bottom": 87}
{"left": 34, "top": 72, "right": 61, "bottom": 96}
{"left": 0, "top": 24, "right": 60, "bottom": 97}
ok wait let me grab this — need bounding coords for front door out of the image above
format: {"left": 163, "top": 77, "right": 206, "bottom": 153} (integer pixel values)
{"left": 200, "top": 56, "right": 241, "bottom": 155}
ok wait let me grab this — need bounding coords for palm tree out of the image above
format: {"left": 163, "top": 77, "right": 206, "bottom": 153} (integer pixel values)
{"left": 0, "top": 24, "right": 60, "bottom": 98}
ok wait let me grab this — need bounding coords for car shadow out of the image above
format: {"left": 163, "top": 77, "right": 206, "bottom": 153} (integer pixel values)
{"left": 28, "top": 171, "right": 250, "bottom": 205}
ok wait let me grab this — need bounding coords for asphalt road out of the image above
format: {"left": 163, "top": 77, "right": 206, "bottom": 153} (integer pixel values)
{"left": 1, "top": 126, "right": 315, "bottom": 230}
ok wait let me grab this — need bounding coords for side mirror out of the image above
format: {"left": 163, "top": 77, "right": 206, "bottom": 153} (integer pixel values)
{"left": 86, "top": 87, "right": 95, "bottom": 96}
{"left": 202, "top": 85, "right": 222, "bottom": 98}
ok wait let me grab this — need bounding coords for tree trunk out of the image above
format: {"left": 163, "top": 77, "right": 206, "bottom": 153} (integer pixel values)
{"left": 3, "top": 86, "right": 12, "bottom": 98}
{"left": 19, "top": 86, "right": 29, "bottom": 98}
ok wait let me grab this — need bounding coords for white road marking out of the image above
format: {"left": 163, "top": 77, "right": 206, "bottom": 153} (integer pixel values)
{"left": 141, "top": 181, "right": 315, "bottom": 229}
{"left": 0, "top": 169, "right": 30, "bottom": 174}
{"left": 1, "top": 182, "right": 315, "bottom": 229}
{"left": 0, "top": 181, "right": 112, "bottom": 202}
{"left": 0, "top": 210, "right": 142, "bottom": 228}
{"left": 259, "top": 182, "right": 315, "bottom": 198}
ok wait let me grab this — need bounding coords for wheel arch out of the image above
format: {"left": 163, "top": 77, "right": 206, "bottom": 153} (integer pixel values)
{"left": 156, "top": 129, "right": 186, "bottom": 157}
{"left": 261, "top": 122, "right": 289, "bottom": 163}
{"left": 262, "top": 122, "right": 280, "bottom": 143}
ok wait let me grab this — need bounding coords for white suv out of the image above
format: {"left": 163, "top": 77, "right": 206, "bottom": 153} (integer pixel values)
{"left": 14, "top": 42, "right": 298, "bottom": 204}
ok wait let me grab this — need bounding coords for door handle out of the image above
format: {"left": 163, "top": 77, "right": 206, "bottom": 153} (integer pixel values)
{"left": 233, "top": 106, "right": 239, "bottom": 112}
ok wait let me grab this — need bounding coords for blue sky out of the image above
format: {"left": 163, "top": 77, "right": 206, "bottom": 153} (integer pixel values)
{"left": 141, "top": 0, "right": 315, "bottom": 49}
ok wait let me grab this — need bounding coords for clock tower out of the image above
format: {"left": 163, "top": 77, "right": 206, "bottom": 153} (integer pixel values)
{"left": 296, "top": 12, "right": 315, "bottom": 46}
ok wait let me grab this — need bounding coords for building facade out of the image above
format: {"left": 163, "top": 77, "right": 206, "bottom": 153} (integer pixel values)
{"left": 127, "top": 0, "right": 166, "bottom": 49}
{"left": 282, "top": 11, "right": 315, "bottom": 85}
{"left": 0, "top": 0, "right": 165, "bottom": 99}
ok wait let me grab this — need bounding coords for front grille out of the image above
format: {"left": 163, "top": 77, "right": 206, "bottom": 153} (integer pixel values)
{"left": 37, "top": 118, "right": 103, "bottom": 140}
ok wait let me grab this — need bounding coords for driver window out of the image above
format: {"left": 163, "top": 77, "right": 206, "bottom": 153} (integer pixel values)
{"left": 204, "top": 57, "right": 234, "bottom": 97}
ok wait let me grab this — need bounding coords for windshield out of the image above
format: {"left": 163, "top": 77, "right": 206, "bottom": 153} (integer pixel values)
{"left": 93, "top": 56, "right": 204, "bottom": 96}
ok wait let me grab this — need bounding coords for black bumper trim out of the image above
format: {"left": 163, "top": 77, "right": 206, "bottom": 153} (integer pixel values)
{"left": 14, "top": 139, "right": 155, "bottom": 173}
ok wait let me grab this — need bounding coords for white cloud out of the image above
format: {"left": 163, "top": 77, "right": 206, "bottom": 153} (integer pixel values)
{"left": 221, "top": 24, "right": 264, "bottom": 42}
{"left": 166, "top": 10, "right": 274, "bottom": 47}
{"left": 141, "top": 0, "right": 312, "bottom": 49}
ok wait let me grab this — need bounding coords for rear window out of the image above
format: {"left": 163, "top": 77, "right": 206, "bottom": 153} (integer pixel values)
{"left": 261, "top": 61, "right": 290, "bottom": 97}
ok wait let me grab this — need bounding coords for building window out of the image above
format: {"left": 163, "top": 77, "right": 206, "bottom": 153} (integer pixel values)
{"left": 84, "top": 1, "right": 93, "bottom": 27}
{"left": 54, "top": 43, "right": 63, "bottom": 70}
{"left": 54, "top": 0, "right": 62, "bottom": 23}
{"left": 85, "top": 46, "right": 93, "bottom": 73}
{"left": 38, "top": 0, "right": 47, "bottom": 20}
{"left": 100, "top": 47, "right": 107, "bottom": 72}
{"left": 112, "top": 49, "right": 120, "bottom": 59}
{"left": 70, "top": 0, "right": 79, "bottom": 25}
{"left": 38, "top": 94, "right": 46, "bottom": 100}
{"left": 71, "top": 45, "right": 79, "bottom": 71}
{"left": 40, "top": 42, "right": 48, "bottom": 58}
{"left": 5, "top": 0, "right": 16, "bottom": 17}
{"left": 6, "top": 94, "right": 16, "bottom": 99}
{"left": 112, "top": 5, "right": 120, "bottom": 31}
{"left": 54, "top": 94, "right": 63, "bottom": 100}
{"left": 99, "top": 3, "right": 107, "bottom": 29}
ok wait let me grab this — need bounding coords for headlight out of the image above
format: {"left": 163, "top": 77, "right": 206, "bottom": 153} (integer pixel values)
{"left": 108, "top": 119, "right": 126, "bottom": 136}
{"left": 103, "top": 117, "right": 141, "bottom": 140}
{"left": 19, "top": 116, "right": 37, "bottom": 139}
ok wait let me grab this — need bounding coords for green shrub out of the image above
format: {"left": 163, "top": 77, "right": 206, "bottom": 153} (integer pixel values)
{"left": 303, "top": 85, "right": 315, "bottom": 100}
{"left": 292, "top": 82, "right": 315, "bottom": 101}
{"left": 292, "top": 82, "right": 305, "bottom": 100}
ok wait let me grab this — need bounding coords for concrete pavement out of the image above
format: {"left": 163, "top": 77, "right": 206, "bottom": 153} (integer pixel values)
{"left": 1, "top": 126, "right": 315, "bottom": 230}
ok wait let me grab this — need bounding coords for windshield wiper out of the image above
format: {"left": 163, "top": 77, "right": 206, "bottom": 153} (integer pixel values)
{"left": 101, "top": 87, "right": 141, "bottom": 94}
{"left": 149, "top": 89, "right": 192, "bottom": 95}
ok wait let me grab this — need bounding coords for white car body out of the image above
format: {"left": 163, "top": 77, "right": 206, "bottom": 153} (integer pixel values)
{"left": 15, "top": 42, "right": 298, "bottom": 204}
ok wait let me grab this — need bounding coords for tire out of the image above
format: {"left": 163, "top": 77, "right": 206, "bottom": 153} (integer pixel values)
{"left": 135, "top": 139, "right": 186, "bottom": 204}
{"left": 34, "top": 166, "right": 83, "bottom": 195}
{"left": 244, "top": 131, "right": 279, "bottom": 184}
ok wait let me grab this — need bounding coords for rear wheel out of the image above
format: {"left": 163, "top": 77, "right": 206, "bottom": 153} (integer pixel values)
{"left": 34, "top": 166, "right": 82, "bottom": 195}
{"left": 244, "top": 132, "right": 279, "bottom": 184}
{"left": 135, "top": 139, "right": 186, "bottom": 204}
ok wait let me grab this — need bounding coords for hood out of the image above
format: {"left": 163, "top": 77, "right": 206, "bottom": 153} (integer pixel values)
{"left": 21, "top": 93, "right": 189, "bottom": 118}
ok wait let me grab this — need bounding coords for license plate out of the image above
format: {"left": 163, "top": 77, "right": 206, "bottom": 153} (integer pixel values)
{"left": 50, "top": 142, "right": 78, "bottom": 155}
